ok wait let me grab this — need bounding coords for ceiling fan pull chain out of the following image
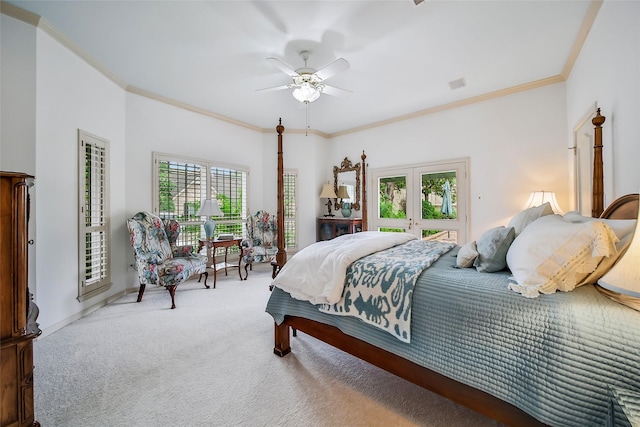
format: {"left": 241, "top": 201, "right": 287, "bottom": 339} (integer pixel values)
{"left": 305, "top": 102, "right": 309, "bottom": 136}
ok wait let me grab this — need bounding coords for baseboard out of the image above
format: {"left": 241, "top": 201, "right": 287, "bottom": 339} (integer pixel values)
{"left": 35, "top": 288, "right": 135, "bottom": 340}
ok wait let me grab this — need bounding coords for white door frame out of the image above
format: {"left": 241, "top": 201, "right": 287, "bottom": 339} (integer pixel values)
{"left": 369, "top": 158, "right": 469, "bottom": 244}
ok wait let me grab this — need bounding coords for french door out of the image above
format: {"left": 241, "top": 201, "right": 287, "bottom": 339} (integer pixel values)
{"left": 370, "top": 159, "right": 468, "bottom": 244}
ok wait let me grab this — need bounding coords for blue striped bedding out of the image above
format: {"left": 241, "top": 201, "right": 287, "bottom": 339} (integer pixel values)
{"left": 265, "top": 247, "right": 640, "bottom": 426}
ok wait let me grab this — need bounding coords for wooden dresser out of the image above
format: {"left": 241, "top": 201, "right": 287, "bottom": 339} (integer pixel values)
{"left": 0, "top": 172, "right": 41, "bottom": 427}
{"left": 316, "top": 217, "right": 363, "bottom": 241}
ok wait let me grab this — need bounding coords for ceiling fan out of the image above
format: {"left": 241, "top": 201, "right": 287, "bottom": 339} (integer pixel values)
{"left": 257, "top": 50, "right": 352, "bottom": 104}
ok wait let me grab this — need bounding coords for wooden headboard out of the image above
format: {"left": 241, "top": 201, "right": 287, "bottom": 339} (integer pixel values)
{"left": 600, "top": 193, "right": 640, "bottom": 220}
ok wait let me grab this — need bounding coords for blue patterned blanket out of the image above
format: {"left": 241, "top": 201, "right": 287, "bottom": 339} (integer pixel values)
{"left": 320, "top": 240, "right": 455, "bottom": 342}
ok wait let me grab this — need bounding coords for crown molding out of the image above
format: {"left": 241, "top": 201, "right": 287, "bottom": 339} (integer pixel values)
{"left": 561, "top": 0, "right": 603, "bottom": 80}
{"left": 127, "top": 86, "right": 264, "bottom": 132}
{"left": 328, "top": 75, "right": 565, "bottom": 138}
{"left": 0, "top": 1, "right": 40, "bottom": 26}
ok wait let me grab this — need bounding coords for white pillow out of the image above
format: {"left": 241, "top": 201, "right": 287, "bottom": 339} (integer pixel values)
{"left": 508, "top": 202, "right": 554, "bottom": 237}
{"left": 456, "top": 241, "right": 478, "bottom": 268}
{"left": 506, "top": 215, "right": 619, "bottom": 298}
{"left": 563, "top": 211, "right": 636, "bottom": 244}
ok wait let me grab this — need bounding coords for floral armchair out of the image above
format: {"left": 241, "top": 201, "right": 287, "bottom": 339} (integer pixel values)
{"left": 127, "top": 212, "right": 208, "bottom": 309}
{"left": 241, "top": 210, "right": 278, "bottom": 276}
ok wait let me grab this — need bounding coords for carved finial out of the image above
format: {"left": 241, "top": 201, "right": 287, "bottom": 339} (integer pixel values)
{"left": 276, "top": 118, "right": 285, "bottom": 135}
{"left": 592, "top": 108, "right": 606, "bottom": 127}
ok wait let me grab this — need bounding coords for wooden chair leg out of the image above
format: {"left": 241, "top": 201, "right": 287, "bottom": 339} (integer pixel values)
{"left": 167, "top": 285, "right": 177, "bottom": 309}
{"left": 198, "top": 271, "right": 210, "bottom": 288}
{"left": 136, "top": 284, "right": 146, "bottom": 302}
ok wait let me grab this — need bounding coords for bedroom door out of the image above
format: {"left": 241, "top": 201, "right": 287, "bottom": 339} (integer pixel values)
{"left": 370, "top": 159, "right": 468, "bottom": 244}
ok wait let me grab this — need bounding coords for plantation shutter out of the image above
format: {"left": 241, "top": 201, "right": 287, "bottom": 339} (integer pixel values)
{"left": 78, "top": 130, "right": 111, "bottom": 300}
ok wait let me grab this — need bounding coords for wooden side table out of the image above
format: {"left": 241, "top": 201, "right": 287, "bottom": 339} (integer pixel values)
{"left": 197, "top": 238, "right": 245, "bottom": 288}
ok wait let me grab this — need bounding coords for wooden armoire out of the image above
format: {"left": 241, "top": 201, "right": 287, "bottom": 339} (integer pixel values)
{"left": 0, "top": 172, "right": 41, "bottom": 427}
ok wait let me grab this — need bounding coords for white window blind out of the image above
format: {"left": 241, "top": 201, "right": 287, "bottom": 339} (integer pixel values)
{"left": 78, "top": 130, "right": 111, "bottom": 300}
{"left": 153, "top": 153, "right": 249, "bottom": 250}
{"left": 284, "top": 170, "right": 297, "bottom": 250}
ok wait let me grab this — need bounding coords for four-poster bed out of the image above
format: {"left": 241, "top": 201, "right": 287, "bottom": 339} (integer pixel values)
{"left": 267, "top": 111, "right": 640, "bottom": 426}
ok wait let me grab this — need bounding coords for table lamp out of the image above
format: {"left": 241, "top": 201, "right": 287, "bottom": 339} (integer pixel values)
{"left": 197, "top": 199, "right": 223, "bottom": 240}
{"left": 524, "top": 190, "right": 564, "bottom": 214}
{"left": 320, "top": 183, "right": 337, "bottom": 217}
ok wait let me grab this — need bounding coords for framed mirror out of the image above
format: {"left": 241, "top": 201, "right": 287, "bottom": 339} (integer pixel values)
{"left": 333, "top": 157, "right": 361, "bottom": 211}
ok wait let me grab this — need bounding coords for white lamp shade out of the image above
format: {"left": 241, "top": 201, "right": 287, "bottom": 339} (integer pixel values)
{"left": 597, "top": 202, "right": 640, "bottom": 309}
{"left": 197, "top": 199, "right": 223, "bottom": 217}
{"left": 524, "top": 191, "right": 564, "bottom": 214}
{"left": 337, "top": 185, "right": 350, "bottom": 199}
{"left": 319, "top": 183, "right": 337, "bottom": 199}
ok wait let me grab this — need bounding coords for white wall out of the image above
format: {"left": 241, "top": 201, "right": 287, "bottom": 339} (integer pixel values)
{"left": 34, "top": 29, "right": 127, "bottom": 331}
{"left": 1, "top": 14, "right": 36, "bottom": 173}
{"left": 566, "top": 0, "right": 640, "bottom": 203}
{"left": 330, "top": 83, "right": 569, "bottom": 241}
{"left": 1, "top": 14, "right": 38, "bottom": 295}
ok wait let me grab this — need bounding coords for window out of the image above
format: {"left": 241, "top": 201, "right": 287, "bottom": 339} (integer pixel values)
{"left": 153, "top": 153, "right": 248, "bottom": 250}
{"left": 78, "top": 130, "right": 111, "bottom": 301}
{"left": 284, "top": 169, "right": 297, "bottom": 250}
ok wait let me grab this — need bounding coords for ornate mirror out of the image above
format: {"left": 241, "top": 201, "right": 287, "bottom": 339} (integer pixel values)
{"left": 333, "top": 157, "right": 361, "bottom": 211}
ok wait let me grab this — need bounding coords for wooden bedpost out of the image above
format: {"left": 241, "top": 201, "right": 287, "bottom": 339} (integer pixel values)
{"left": 273, "top": 119, "right": 287, "bottom": 278}
{"left": 591, "top": 108, "right": 605, "bottom": 218}
{"left": 361, "top": 151, "right": 368, "bottom": 231}
{"left": 273, "top": 321, "right": 291, "bottom": 357}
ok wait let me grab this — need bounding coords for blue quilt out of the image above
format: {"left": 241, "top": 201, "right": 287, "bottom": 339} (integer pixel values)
{"left": 266, "top": 249, "right": 640, "bottom": 426}
{"left": 320, "top": 240, "right": 455, "bottom": 342}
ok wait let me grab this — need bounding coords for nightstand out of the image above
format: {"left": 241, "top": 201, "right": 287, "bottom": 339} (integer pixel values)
{"left": 607, "top": 386, "right": 640, "bottom": 427}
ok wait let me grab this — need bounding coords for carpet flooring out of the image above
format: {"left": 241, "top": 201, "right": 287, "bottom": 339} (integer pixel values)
{"left": 33, "top": 263, "right": 504, "bottom": 426}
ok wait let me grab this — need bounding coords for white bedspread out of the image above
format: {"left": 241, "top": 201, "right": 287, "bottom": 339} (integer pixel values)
{"left": 271, "top": 231, "right": 416, "bottom": 305}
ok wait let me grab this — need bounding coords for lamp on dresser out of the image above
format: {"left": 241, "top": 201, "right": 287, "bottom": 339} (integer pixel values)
{"left": 197, "top": 199, "right": 223, "bottom": 240}
{"left": 320, "top": 183, "right": 338, "bottom": 217}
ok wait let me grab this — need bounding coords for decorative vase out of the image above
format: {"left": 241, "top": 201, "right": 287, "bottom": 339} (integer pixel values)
{"left": 341, "top": 203, "right": 352, "bottom": 218}
{"left": 203, "top": 220, "right": 216, "bottom": 240}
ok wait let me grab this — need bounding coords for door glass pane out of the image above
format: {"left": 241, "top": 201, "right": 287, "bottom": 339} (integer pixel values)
{"left": 420, "top": 171, "right": 457, "bottom": 220}
{"left": 379, "top": 175, "right": 407, "bottom": 219}
{"left": 421, "top": 229, "right": 458, "bottom": 244}
{"left": 379, "top": 227, "right": 407, "bottom": 233}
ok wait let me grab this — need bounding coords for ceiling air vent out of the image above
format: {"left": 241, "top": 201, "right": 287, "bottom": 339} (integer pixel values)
{"left": 449, "top": 77, "right": 467, "bottom": 90}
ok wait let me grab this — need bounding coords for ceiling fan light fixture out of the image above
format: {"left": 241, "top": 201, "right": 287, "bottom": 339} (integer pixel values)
{"left": 292, "top": 82, "right": 321, "bottom": 103}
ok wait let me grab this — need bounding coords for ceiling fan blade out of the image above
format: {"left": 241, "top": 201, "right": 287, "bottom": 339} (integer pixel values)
{"left": 255, "top": 84, "right": 292, "bottom": 93}
{"left": 321, "top": 84, "right": 353, "bottom": 97}
{"left": 315, "top": 58, "right": 350, "bottom": 81}
{"left": 266, "top": 57, "right": 299, "bottom": 77}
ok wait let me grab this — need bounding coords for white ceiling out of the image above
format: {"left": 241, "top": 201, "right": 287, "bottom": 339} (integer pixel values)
{"left": 5, "top": 0, "right": 594, "bottom": 135}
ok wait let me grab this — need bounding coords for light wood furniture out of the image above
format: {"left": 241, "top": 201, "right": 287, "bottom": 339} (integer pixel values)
{"left": 270, "top": 110, "right": 636, "bottom": 426}
{"left": 0, "top": 172, "right": 41, "bottom": 427}
{"left": 198, "top": 238, "right": 244, "bottom": 287}
{"left": 316, "top": 217, "right": 363, "bottom": 241}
